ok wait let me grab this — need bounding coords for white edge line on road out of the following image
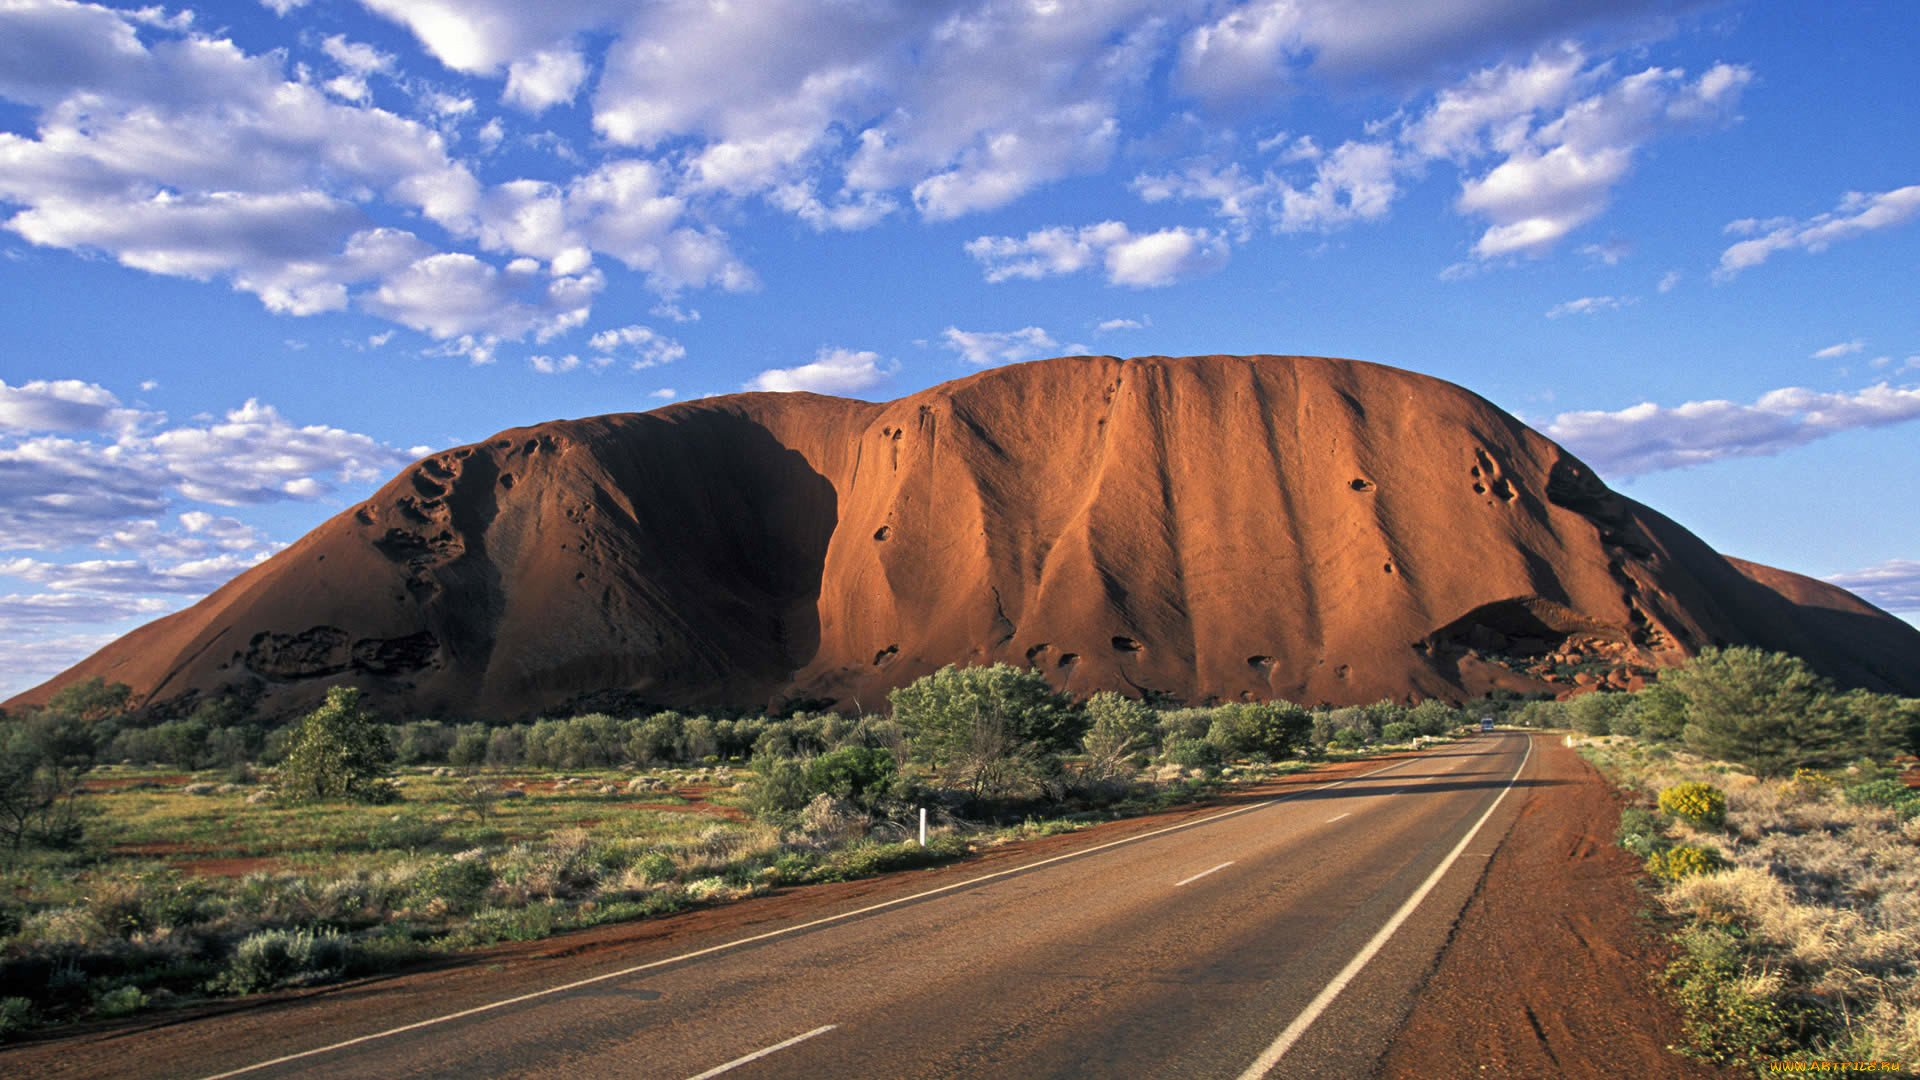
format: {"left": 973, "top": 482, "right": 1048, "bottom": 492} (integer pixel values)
{"left": 1236, "top": 733, "right": 1534, "bottom": 1080}
{"left": 201, "top": 750, "right": 1439, "bottom": 1080}
{"left": 1325, "top": 813, "right": 1350, "bottom": 823}
{"left": 684, "top": 1024, "right": 837, "bottom": 1080}
{"left": 1174, "top": 861, "right": 1235, "bottom": 887}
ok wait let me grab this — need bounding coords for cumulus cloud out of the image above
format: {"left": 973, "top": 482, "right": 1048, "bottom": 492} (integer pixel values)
{"left": 504, "top": 47, "right": 589, "bottom": 114}
{"left": 588, "top": 324, "right": 685, "bottom": 369}
{"left": 1545, "top": 294, "right": 1631, "bottom": 318}
{"left": 1545, "top": 382, "right": 1920, "bottom": 477}
{"left": 746, "top": 348, "right": 895, "bottom": 395}
{"left": 1717, "top": 186, "right": 1920, "bottom": 279}
{"left": 965, "top": 221, "right": 1228, "bottom": 288}
{"left": 0, "top": 385, "right": 416, "bottom": 548}
{"left": 939, "top": 327, "right": 1077, "bottom": 367}
{"left": 0, "top": 378, "right": 137, "bottom": 432}
{"left": 1173, "top": 0, "right": 1701, "bottom": 102}
{"left": 1097, "top": 317, "right": 1145, "bottom": 333}
{"left": 1137, "top": 44, "right": 1748, "bottom": 261}
{"left": 1823, "top": 560, "right": 1920, "bottom": 614}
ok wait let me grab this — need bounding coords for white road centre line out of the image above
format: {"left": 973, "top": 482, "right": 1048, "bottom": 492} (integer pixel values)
{"left": 1325, "top": 813, "right": 1350, "bottom": 823}
{"left": 1174, "top": 861, "right": 1235, "bottom": 887}
{"left": 685, "top": 1025, "right": 837, "bottom": 1080}
{"left": 201, "top": 752, "right": 1435, "bottom": 1080}
{"left": 1236, "top": 734, "right": 1535, "bottom": 1080}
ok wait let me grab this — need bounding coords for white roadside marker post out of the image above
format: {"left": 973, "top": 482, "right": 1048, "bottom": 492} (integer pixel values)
{"left": 919, "top": 806, "right": 928, "bottom": 847}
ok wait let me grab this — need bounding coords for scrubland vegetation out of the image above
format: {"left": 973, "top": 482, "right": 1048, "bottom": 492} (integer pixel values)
{"left": 1562, "top": 647, "right": 1920, "bottom": 1071}
{"left": 0, "top": 665, "right": 1467, "bottom": 1037}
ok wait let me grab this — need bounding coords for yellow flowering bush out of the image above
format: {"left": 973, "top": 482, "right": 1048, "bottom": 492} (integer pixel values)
{"left": 1659, "top": 781, "right": 1728, "bottom": 829}
{"left": 1647, "top": 844, "right": 1726, "bottom": 882}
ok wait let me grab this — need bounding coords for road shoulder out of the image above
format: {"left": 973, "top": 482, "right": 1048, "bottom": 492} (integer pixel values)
{"left": 1376, "top": 735, "right": 1738, "bottom": 1079}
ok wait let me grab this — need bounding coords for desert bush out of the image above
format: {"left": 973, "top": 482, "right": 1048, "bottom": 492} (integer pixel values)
{"left": 1379, "top": 721, "right": 1417, "bottom": 744}
{"left": 1843, "top": 779, "right": 1920, "bottom": 817}
{"left": 275, "top": 687, "right": 396, "bottom": 803}
{"left": 1407, "top": 699, "right": 1461, "bottom": 736}
{"left": 408, "top": 854, "right": 494, "bottom": 915}
{"left": 891, "top": 664, "right": 1079, "bottom": 803}
{"left": 1665, "top": 924, "right": 1807, "bottom": 1066}
{"left": 216, "top": 928, "right": 350, "bottom": 994}
{"left": 1570, "top": 691, "right": 1633, "bottom": 736}
{"left": 1647, "top": 844, "right": 1725, "bottom": 882}
{"left": 1672, "top": 648, "right": 1852, "bottom": 778}
{"left": 634, "top": 851, "right": 677, "bottom": 885}
{"left": 1162, "top": 735, "right": 1223, "bottom": 772}
{"left": 1659, "top": 781, "right": 1728, "bottom": 829}
{"left": 803, "top": 746, "right": 899, "bottom": 813}
{"left": 0, "top": 996, "right": 35, "bottom": 1039}
{"left": 92, "top": 984, "right": 147, "bottom": 1018}
{"left": 1616, "top": 805, "right": 1667, "bottom": 858}
{"left": 1206, "top": 702, "right": 1311, "bottom": 760}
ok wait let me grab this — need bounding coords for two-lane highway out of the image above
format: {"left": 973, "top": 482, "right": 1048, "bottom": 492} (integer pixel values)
{"left": 12, "top": 733, "right": 1540, "bottom": 1079}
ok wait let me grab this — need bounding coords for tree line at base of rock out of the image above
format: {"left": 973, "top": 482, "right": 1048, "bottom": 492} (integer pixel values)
{"left": 3, "top": 646, "right": 1915, "bottom": 853}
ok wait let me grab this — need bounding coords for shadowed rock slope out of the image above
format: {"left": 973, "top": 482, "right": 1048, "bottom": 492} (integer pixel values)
{"left": 13, "top": 355, "right": 1918, "bottom": 720}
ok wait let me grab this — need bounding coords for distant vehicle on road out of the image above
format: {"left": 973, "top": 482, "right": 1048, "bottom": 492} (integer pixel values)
{"left": 1480, "top": 717, "right": 1495, "bottom": 733}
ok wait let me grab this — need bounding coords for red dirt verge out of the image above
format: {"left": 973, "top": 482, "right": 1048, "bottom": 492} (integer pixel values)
{"left": 1378, "top": 735, "right": 1739, "bottom": 1079}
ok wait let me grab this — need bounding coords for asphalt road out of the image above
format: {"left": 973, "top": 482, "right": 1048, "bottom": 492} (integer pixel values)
{"left": 13, "top": 733, "right": 1541, "bottom": 1079}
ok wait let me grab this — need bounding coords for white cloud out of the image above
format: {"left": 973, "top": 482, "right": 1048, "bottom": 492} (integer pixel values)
{"left": 0, "top": 389, "right": 416, "bottom": 549}
{"left": 1545, "top": 294, "right": 1631, "bottom": 318}
{"left": 588, "top": 324, "right": 685, "bottom": 369}
{"left": 966, "top": 221, "right": 1228, "bottom": 288}
{"left": 504, "top": 47, "right": 589, "bottom": 114}
{"left": 1456, "top": 62, "right": 1751, "bottom": 258}
{"left": 1717, "top": 185, "right": 1920, "bottom": 279}
{"left": 1172, "top": 0, "right": 1696, "bottom": 103}
{"left": 0, "top": 551, "right": 270, "bottom": 595}
{"left": 940, "top": 327, "right": 1077, "bottom": 367}
{"left": 320, "top": 34, "right": 395, "bottom": 75}
{"left": 1823, "top": 560, "right": 1920, "bottom": 613}
{"left": 0, "top": 631, "right": 122, "bottom": 699}
{"left": 1812, "top": 340, "right": 1865, "bottom": 360}
{"left": 0, "top": 378, "right": 134, "bottom": 432}
{"left": 1138, "top": 45, "right": 1748, "bottom": 260}
{"left": 1579, "top": 239, "right": 1631, "bottom": 265}
{"left": 529, "top": 354, "right": 581, "bottom": 375}
{"left": 1546, "top": 382, "right": 1920, "bottom": 477}
{"left": 1657, "top": 269, "right": 1681, "bottom": 293}
{"left": 746, "top": 347, "right": 895, "bottom": 394}
{"left": 1096, "top": 317, "right": 1145, "bottom": 333}
{"left": 648, "top": 388, "right": 676, "bottom": 400}
{"left": 363, "top": 253, "right": 601, "bottom": 344}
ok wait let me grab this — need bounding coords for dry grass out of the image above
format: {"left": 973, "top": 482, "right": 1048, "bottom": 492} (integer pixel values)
{"left": 1578, "top": 736, "right": 1920, "bottom": 1064}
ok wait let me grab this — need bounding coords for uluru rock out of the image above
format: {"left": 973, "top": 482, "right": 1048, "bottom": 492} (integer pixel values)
{"left": 11, "top": 355, "right": 1919, "bottom": 720}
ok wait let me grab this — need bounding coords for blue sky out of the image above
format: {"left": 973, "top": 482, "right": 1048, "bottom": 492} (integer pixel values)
{"left": 2, "top": 0, "right": 1917, "bottom": 699}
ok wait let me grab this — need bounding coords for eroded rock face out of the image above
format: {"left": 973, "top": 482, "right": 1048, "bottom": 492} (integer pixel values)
{"left": 12, "top": 354, "right": 1919, "bottom": 721}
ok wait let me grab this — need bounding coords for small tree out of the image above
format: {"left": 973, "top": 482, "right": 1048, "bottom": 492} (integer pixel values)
{"left": 276, "top": 687, "right": 395, "bottom": 802}
{"left": 1672, "top": 647, "right": 1847, "bottom": 778}
{"left": 891, "top": 664, "right": 1078, "bottom": 803}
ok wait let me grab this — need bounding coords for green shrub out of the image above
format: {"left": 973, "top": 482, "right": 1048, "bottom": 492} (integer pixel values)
{"left": 409, "top": 855, "right": 494, "bottom": 914}
{"left": 1842, "top": 779, "right": 1920, "bottom": 816}
{"left": 92, "top": 984, "right": 148, "bottom": 1018}
{"left": 636, "top": 851, "right": 677, "bottom": 884}
{"left": 891, "top": 664, "right": 1079, "bottom": 801}
{"left": 803, "top": 746, "right": 899, "bottom": 812}
{"left": 275, "top": 687, "right": 397, "bottom": 803}
{"left": 217, "top": 928, "right": 350, "bottom": 994}
{"left": 809, "top": 835, "right": 967, "bottom": 883}
{"left": 1616, "top": 805, "right": 1667, "bottom": 858}
{"left": 1646, "top": 844, "right": 1725, "bottom": 882}
{"left": 0, "top": 996, "right": 34, "bottom": 1039}
{"left": 1327, "top": 728, "right": 1368, "bottom": 751}
{"left": 1657, "top": 781, "right": 1728, "bottom": 829}
{"left": 368, "top": 815, "right": 444, "bottom": 851}
{"left": 1162, "top": 735, "right": 1222, "bottom": 771}
{"left": 1672, "top": 648, "right": 1851, "bottom": 778}
{"left": 1379, "top": 721, "right": 1418, "bottom": 743}
{"left": 1206, "top": 702, "right": 1312, "bottom": 760}
{"left": 746, "top": 753, "right": 811, "bottom": 820}
{"left": 1665, "top": 925, "right": 1811, "bottom": 1065}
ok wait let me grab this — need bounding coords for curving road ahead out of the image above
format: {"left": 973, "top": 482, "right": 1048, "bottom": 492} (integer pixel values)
{"left": 9, "top": 733, "right": 1543, "bottom": 1079}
